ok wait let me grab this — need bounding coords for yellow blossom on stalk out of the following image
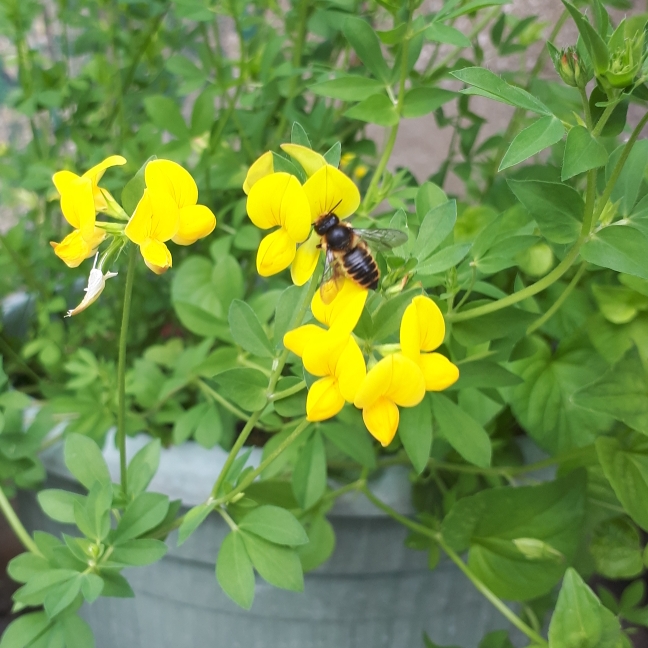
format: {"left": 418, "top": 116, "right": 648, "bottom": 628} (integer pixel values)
{"left": 50, "top": 155, "right": 126, "bottom": 267}
{"left": 400, "top": 296, "right": 459, "bottom": 391}
{"left": 283, "top": 278, "right": 368, "bottom": 421}
{"left": 243, "top": 146, "right": 360, "bottom": 285}
{"left": 125, "top": 160, "right": 216, "bottom": 274}
{"left": 354, "top": 354, "right": 426, "bottom": 447}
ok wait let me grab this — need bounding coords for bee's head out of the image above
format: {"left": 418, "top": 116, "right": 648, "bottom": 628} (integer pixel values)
{"left": 314, "top": 213, "right": 339, "bottom": 235}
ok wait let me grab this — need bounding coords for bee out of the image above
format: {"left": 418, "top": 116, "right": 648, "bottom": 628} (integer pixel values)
{"left": 314, "top": 202, "right": 408, "bottom": 303}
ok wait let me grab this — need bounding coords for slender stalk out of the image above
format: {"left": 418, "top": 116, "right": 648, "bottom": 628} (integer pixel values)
{"left": 579, "top": 87, "right": 593, "bottom": 130}
{"left": 592, "top": 102, "right": 618, "bottom": 138}
{"left": 361, "top": 486, "right": 548, "bottom": 646}
{"left": 0, "top": 487, "right": 41, "bottom": 555}
{"left": 196, "top": 379, "right": 254, "bottom": 423}
{"left": 526, "top": 263, "right": 587, "bottom": 335}
{"left": 270, "top": 380, "right": 306, "bottom": 401}
{"left": 0, "top": 333, "right": 42, "bottom": 384}
{"left": 116, "top": 245, "right": 137, "bottom": 496}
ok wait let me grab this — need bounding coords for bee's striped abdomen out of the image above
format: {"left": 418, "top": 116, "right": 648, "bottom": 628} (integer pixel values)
{"left": 343, "top": 247, "right": 379, "bottom": 290}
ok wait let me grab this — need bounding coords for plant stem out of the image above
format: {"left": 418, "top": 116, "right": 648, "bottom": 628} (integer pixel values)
{"left": 116, "top": 244, "right": 137, "bottom": 496}
{"left": 0, "top": 333, "right": 42, "bottom": 385}
{"left": 360, "top": 486, "right": 548, "bottom": 646}
{"left": 0, "top": 487, "right": 41, "bottom": 555}
{"left": 579, "top": 87, "right": 593, "bottom": 130}
{"left": 526, "top": 263, "right": 587, "bottom": 335}
{"left": 592, "top": 102, "right": 618, "bottom": 138}
{"left": 196, "top": 379, "right": 254, "bottom": 423}
{"left": 270, "top": 380, "right": 306, "bottom": 401}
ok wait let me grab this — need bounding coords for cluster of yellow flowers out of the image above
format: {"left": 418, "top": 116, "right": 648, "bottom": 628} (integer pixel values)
{"left": 243, "top": 145, "right": 359, "bottom": 285}
{"left": 52, "top": 156, "right": 215, "bottom": 273}
{"left": 284, "top": 282, "right": 458, "bottom": 446}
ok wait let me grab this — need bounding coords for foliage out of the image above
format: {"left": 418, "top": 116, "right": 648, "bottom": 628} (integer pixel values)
{"left": 1, "top": 0, "right": 648, "bottom": 646}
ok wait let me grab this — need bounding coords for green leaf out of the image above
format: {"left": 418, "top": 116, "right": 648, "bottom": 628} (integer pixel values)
{"left": 37, "top": 490, "right": 84, "bottom": 524}
{"left": 292, "top": 430, "right": 327, "bottom": 509}
{"left": 442, "top": 472, "right": 586, "bottom": 601}
{"left": 561, "top": 126, "right": 608, "bottom": 180}
{"left": 320, "top": 420, "right": 376, "bottom": 469}
{"left": 13, "top": 570, "right": 79, "bottom": 607}
{"left": 606, "top": 140, "right": 648, "bottom": 216}
{"left": 126, "top": 439, "right": 160, "bottom": 496}
{"left": 499, "top": 116, "right": 564, "bottom": 171}
{"left": 344, "top": 94, "right": 399, "bottom": 126}
{"left": 241, "top": 531, "right": 304, "bottom": 592}
{"left": 416, "top": 243, "right": 471, "bottom": 275}
{"left": 431, "top": 394, "right": 491, "bottom": 467}
{"left": 228, "top": 300, "right": 274, "bottom": 358}
{"left": 590, "top": 517, "right": 643, "bottom": 579}
{"left": 64, "top": 434, "right": 111, "bottom": 491}
{"left": 450, "top": 361, "right": 522, "bottom": 390}
{"left": 399, "top": 398, "right": 433, "bottom": 474}
{"left": 451, "top": 67, "right": 551, "bottom": 115}
{"left": 43, "top": 575, "right": 82, "bottom": 618}
{"left": 323, "top": 142, "right": 341, "bottom": 167}
{"left": 310, "top": 77, "right": 385, "bottom": 102}
{"left": 453, "top": 306, "right": 536, "bottom": 346}
{"left": 298, "top": 515, "right": 336, "bottom": 572}
{"left": 562, "top": 2, "right": 609, "bottom": 75}
{"left": 411, "top": 200, "right": 457, "bottom": 262}
{"left": 0, "top": 612, "right": 51, "bottom": 648}
{"left": 548, "top": 568, "right": 621, "bottom": 647}
{"left": 194, "top": 403, "right": 222, "bottom": 449}
{"left": 446, "top": 0, "right": 509, "bottom": 18}
{"left": 342, "top": 18, "right": 391, "bottom": 83}
{"left": 290, "top": 122, "right": 311, "bottom": 148}
{"left": 190, "top": 87, "right": 215, "bottom": 136}
{"left": 212, "top": 368, "right": 268, "bottom": 411}
{"left": 59, "top": 614, "right": 95, "bottom": 648}
{"left": 596, "top": 435, "right": 648, "bottom": 532}
{"left": 121, "top": 157, "right": 155, "bottom": 216}
{"left": 100, "top": 571, "right": 134, "bottom": 598}
{"left": 111, "top": 539, "right": 168, "bottom": 566}
{"left": 113, "top": 492, "right": 170, "bottom": 544}
{"left": 178, "top": 503, "right": 214, "bottom": 546}
{"left": 80, "top": 573, "right": 104, "bottom": 603}
{"left": 415, "top": 182, "right": 448, "bottom": 221}
{"left": 509, "top": 340, "right": 612, "bottom": 453}
{"left": 425, "top": 22, "right": 471, "bottom": 47}
{"left": 508, "top": 179, "right": 582, "bottom": 244}
{"left": 239, "top": 505, "right": 309, "bottom": 546}
{"left": 143, "top": 95, "right": 190, "bottom": 139}
{"left": 581, "top": 224, "right": 648, "bottom": 280}
{"left": 274, "top": 285, "right": 304, "bottom": 349}
{"left": 402, "top": 88, "right": 455, "bottom": 118}
{"left": 573, "top": 354, "right": 648, "bottom": 434}
{"left": 7, "top": 553, "right": 50, "bottom": 583}
{"left": 216, "top": 531, "right": 255, "bottom": 609}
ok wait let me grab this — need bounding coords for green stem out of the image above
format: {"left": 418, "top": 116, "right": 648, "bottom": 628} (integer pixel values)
{"left": 526, "top": 263, "right": 587, "bottom": 335}
{"left": 116, "top": 245, "right": 137, "bottom": 496}
{"left": 360, "top": 486, "right": 548, "bottom": 646}
{"left": 579, "top": 87, "right": 593, "bottom": 130}
{"left": 0, "top": 333, "right": 42, "bottom": 384}
{"left": 196, "top": 379, "right": 262, "bottom": 425}
{"left": 210, "top": 269, "right": 321, "bottom": 498}
{"left": 270, "top": 380, "right": 306, "bottom": 401}
{"left": 0, "top": 487, "right": 41, "bottom": 555}
{"left": 592, "top": 102, "right": 618, "bottom": 138}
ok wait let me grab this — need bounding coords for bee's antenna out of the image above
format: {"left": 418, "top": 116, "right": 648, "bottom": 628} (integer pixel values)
{"left": 329, "top": 198, "right": 343, "bottom": 215}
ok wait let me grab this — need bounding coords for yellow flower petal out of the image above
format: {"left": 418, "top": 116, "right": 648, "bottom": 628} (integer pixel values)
{"left": 307, "top": 376, "right": 345, "bottom": 422}
{"left": 401, "top": 295, "right": 446, "bottom": 359}
{"left": 336, "top": 336, "right": 366, "bottom": 403}
{"left": 125, "top": 190, "right": 153, "bottom": 245}
{"left": 303, "top": 165, "right": 360, "bottom": 222}
{"left": 243, "top": 151, "right": 274, "bottom": 195}
{"left": 52, "top": 170, "right": 81, "bottom": 229}
{"left": 140, "top": 238, "right": 172, "bottom": 271}
{"left": 418, "top": 353, "right": 460, "bottom": 391}
{"left": 146, "top": 159, "right": 198, "bottom": 209}
{"left": 311, "top": 278, "right": 368, "bottom": 334}
{"left": 50, "top": 228, "right": 105, "bottom": 268}
{"left": 362, "top": 397, "right": 399, "bottom": 447}
{"left": 283, "top": 324, "right": 326, "bottom": 358}
{"left": 247, "top": 173, "right": 311, "bottom": 242}
{"left": 354, "top": 354, "right": 425, "bottom": 409}
{"left": 82, "top": 155, "right": 127, "bottom": 185}
{"left": 280, "top": 144, "right": 327, "bottom": 177}
{"left": 256, "top": 228, "right": 297, "bottom": 276}
{"left": 302, "top": 330, "right": 348, "bottom": 377}
{"left": 56, "top": 176, "right": 95, "bottom": 241}
{"left": 173, "top": 205, "right": 216, "bottom": 246}
{"left": 291, "top": 231, "right": 321, "bottom": 286}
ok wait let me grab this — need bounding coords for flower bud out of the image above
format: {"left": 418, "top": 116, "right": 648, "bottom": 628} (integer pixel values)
{"left": 554, "top": 47, "right": 590, "bottom": 88}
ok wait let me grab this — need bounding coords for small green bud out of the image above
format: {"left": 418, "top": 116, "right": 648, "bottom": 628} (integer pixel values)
{"left": 553, "top": 47, "right": 591, "bottom": 89}
{"left": 602, "top": 20, "right": 647, "bottom": 89}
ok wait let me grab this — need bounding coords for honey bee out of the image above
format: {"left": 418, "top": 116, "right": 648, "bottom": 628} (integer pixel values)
{"left": 314, "top": 202, "right": 408, "bottom": 303}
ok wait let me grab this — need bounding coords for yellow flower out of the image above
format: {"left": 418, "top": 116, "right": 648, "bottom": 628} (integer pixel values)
{"left": 246, "top": 172, "right": 311, "bottom": 277}
{"left": 243, "top": 147, "right": 360, "bottom": 285}
{"left": 400, "top": 296, "right": 459, "bottom": 391}
{"left": 354, "top": 353, "right": 426, "bottom": 447}
{"left": 125, "top": 160, "right": 216, "bottom": 274}
{"left": 283, "top": 278, "right": 368, "bottom": 421}
{"left": 51, "top": 155, "right": 126, "bottom": 266}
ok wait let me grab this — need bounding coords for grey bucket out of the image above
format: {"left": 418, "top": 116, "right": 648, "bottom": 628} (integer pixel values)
{"left": 17, "top": 434, "right": 522, "bottom": 648}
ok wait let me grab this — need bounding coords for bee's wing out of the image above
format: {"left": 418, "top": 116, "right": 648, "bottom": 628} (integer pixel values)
{"left": 354, "top": 228, "right": 408, "bottom": 253}
{"left": 320, "top": 248, "right": 345, "bottom": 304}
